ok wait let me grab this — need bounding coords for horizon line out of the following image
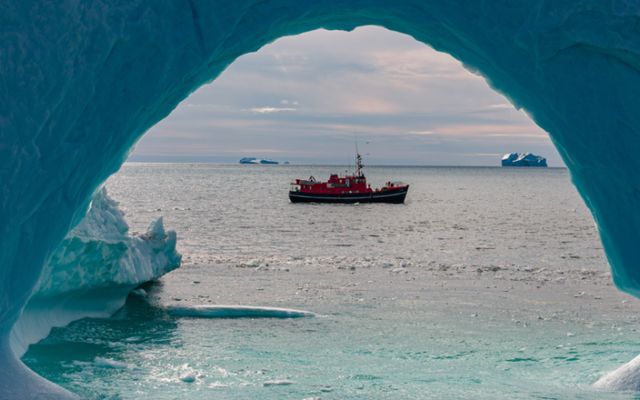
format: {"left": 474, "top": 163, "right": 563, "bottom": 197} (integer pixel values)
{"left": 123, "top": 160, "right": 566, "bottom": 169}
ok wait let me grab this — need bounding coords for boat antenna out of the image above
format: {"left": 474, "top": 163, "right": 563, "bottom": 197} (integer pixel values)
{"left": 354, "top": 135, "right": 364, "bottom": 177}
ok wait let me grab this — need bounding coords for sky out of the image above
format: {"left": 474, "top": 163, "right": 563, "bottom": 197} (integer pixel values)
{"left": 129, "top": 26, "right": 563, "bottom": 167}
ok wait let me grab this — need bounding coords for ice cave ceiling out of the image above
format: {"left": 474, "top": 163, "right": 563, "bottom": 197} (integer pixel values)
{"left": 1, "top": 1, "right": 640, "bottom": 398}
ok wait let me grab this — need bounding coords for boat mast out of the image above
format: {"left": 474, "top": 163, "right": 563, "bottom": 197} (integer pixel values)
{"left": 355, "top": 138, "right": 364, "bottom": 177}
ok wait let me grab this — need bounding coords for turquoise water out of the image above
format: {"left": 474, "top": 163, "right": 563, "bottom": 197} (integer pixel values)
{"left": 23, "top": 165, "right": 640, "bottom": 399}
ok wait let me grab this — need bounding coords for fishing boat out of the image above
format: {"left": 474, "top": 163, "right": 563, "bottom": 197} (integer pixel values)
{"left": 289, "top": 152, "right": 409, "bottom": 204}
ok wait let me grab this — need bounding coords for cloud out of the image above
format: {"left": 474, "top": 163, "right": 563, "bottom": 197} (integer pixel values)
{"left": 250, "top": 107, "right": 297, "bottom": 114}
{"left": 132, "top": 26, "right": 562, "bottom": 166}
{"left": 346, "top": 97, "right": 398, "bottom": 114}
{"left": 433, "top": 123, "right": 546, "bottom": 138}
{"left": 467, "top": 152, "right": 502, "bottom": 157}
{"left": 406, "top": 130, "right": 435, "bottom": 135}
{"left": 488, "top": 103, "right": 514, "bottom": 110}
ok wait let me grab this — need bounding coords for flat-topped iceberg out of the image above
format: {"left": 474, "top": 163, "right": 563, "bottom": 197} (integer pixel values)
{"left": 239, "top": 157, "right": 279, "bottom": 165}
{"left": 501, "top": 152, "right": 547, "bottom": 167}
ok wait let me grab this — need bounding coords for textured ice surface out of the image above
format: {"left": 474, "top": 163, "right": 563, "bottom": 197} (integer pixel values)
{"left": 501, "top": 152, "right": 547, "bottom": 167}
{"left": 11, "top": 188, "right": 181, "bottom": 357}
{"left": 1, "top": 1, "right": 640, "bottom": 397}
{"left": 594, "top": 354, "right": 640, "bottom": 391}
{"left": 35, "top": 189, "right": 180, "bottom": 299}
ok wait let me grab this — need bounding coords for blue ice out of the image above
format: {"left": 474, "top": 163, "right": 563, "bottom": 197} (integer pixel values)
{"left": 1, "top": 1, "right": 640, "bottom": 397}
{"left": 501, "top": 152, "right": 548, "bottom": 167}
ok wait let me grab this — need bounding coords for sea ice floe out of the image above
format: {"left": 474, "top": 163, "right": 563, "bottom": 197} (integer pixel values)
{"left": 166, "top": 305, "right": 315, "bottom": 319}
{"left": 94, "top": 357, "right": 130, "bottom": 369}
{"left": 263, "top": 379, "right": 295, "bottom": 386}
{"left": 179, "top": 372, "right": 197, "bottom": 383}
{"left": 177, "top": 363, "right": 202, "bottom": 383}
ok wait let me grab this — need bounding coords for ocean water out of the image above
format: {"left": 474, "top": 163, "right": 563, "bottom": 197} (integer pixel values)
{"left": 23, "top": 164, "right": 640, "bottom": 399}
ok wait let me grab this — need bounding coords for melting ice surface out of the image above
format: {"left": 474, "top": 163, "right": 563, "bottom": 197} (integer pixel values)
{"left": 2, "top": 1, "right": 640, "bottom": 398}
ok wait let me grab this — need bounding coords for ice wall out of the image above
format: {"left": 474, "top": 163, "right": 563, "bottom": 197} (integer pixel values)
{"left": 1, "top": 1, "right": 640, "bottom": 397}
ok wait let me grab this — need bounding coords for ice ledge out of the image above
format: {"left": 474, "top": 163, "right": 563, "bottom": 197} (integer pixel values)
{"left": 166, "top": 305, "right": 316, "bottom": 319}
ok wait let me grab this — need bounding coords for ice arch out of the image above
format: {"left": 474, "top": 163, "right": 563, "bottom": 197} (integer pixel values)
{"left": 2, "top": 1, "right": 640, "bottom": 397}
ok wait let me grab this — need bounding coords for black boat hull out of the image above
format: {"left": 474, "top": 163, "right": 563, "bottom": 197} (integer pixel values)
{"left": 289, "top": 186, "right": 408, "bottom": 204}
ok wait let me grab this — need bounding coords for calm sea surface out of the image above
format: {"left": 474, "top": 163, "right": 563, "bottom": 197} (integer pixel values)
{"left": 24, "top": 164, "right": 640, "bottom": 399}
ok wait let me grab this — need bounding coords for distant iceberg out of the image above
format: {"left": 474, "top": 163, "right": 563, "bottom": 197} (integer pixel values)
{"left": 501, "top": 152, "right": 547, "bottom": 167}
{"left": 239, "top": 157, "right": 279, "bottom": 165}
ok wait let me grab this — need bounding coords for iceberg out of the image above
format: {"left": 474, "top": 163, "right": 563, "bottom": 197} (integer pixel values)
{"left": 501, "top": 152, "right": 547, "bottom": 167}
{"left": 239, "top": 157, "right": 260, "bottom": 164}
{"left": 0, "top": 188, "right": 180, "bottom": 398}
{"left": 12, "top": 188, "right": 181, "bottom": 359}
{"left": 1, "top": 1, "right": 640, "bottom": 397}
{"left": 10, "top": 188, "right": 181, "bottom": 359}
{"left": 239, "top": 157, "right": 279, "bottom": 164}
